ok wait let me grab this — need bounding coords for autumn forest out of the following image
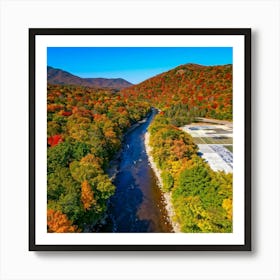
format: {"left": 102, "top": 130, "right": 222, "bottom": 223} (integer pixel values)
{"left": 47, "top": 62, "right": 233, "bottom": 233}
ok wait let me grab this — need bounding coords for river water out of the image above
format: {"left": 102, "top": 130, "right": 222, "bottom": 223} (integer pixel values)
{"left": 99, "top": 109, "right": 173, "bottom": 233}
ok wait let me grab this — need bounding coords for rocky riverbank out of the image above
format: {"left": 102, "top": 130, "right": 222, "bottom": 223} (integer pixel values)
{"left": 144, "top": 132, "right": 181, "bottom": 233}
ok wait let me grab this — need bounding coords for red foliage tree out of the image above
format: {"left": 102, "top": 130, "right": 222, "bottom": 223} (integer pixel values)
{"left": 48, "top": 135, "right": 63, "bottom": 147}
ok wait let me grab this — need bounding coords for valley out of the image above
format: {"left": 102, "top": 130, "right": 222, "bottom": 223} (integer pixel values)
{"left": 46, "top": 62, "right": 233, "bottom": 234}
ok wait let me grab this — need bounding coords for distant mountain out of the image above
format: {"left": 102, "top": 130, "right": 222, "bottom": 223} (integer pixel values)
{"left": 47, "top": 66, "right": 133, "bottom": 90}
{"left": 121, "top": 63, "right": 233, "bottom": 120}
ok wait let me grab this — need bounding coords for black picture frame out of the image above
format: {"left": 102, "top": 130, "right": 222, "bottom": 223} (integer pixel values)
{"left": 29, "top": 28, "right": 251, "bottom": 251}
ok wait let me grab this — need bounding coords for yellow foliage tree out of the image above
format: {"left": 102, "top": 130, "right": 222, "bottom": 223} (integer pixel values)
{"left": 81, "top": 180, "right": 96, "bottom": 210}
{"left": 222, "top": 198, "right": 233, "bottom": 221}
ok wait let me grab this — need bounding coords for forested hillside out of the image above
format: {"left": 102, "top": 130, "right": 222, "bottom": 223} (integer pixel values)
{"left": 48, "top": 66, "right": 133, "bottom": 89}
{"left": 121, "top": 63, "right": 232, "bottom": 120}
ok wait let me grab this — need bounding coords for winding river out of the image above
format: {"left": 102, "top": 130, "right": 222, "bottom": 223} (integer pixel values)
{"left": 99, "top": 109, "right": 173, "bottom": 233}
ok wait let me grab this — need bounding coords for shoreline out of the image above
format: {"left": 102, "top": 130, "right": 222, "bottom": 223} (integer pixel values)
{"left": 144, "top": 131, "right": 181, "bottom": 233}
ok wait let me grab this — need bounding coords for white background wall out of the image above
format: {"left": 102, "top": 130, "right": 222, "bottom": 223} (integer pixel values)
{"left": 0, "top": 0, "right": 279, "bottom": 279}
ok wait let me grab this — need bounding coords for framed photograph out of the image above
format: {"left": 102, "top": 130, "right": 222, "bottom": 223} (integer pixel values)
{"left": 29, "top": 28, "right": 251, "bottom": 251}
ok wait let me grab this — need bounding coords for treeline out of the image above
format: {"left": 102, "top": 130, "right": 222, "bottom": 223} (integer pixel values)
{"left": 47, "top": 84, "right": 150, "bottom": 232}
{"left": 121, "top": 63, "right": 232, "bottom": 120}
{"left": 148, "top": 113, "right": 232, "bottom": 233}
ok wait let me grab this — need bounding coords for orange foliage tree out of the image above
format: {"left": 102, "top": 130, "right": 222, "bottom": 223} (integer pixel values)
{"left": 47, "top": 209, "right": 79, "bottom": 233}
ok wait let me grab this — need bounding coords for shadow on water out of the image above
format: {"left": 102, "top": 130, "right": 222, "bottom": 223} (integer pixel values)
{"left": 98, "top": 109, "right": 173, "bottom": 233}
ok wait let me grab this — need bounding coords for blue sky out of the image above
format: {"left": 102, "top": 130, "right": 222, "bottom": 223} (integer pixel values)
{"left": 47, "top": 47, "right": 232, "bottom": 84}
